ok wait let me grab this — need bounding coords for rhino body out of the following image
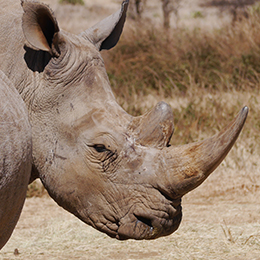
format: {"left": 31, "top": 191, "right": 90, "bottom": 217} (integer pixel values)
{"left": 0, "top": 0, "right": 247, "bottom": 248}
{"left": 0, "top": 70, "right": 31, "bottom": 249}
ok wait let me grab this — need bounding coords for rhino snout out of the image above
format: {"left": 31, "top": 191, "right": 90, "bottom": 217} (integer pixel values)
{"left": 115, "top": 198, "right": 182, "bottom": 240}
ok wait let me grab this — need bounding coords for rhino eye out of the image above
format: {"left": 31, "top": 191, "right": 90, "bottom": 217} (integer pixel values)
{"left": 93, "top": 144, "right": 108, "bottom": 153}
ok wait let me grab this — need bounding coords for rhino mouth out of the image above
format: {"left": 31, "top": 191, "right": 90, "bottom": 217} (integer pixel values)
{"left": 116, "top": 200, "right": 182, "bottom": 240}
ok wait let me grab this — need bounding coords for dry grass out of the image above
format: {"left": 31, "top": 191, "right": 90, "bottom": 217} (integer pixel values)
{"left": 105, "top": 11, "right": 260, "bottom": 136}
{"left": 59, "top": 0, "right": 84, "bottom": 5}
{"left": 1, "top": 195, "right": 259, "bottom": 259}
{"left": 1, "top": 0, "right": 260, "bottom": 259}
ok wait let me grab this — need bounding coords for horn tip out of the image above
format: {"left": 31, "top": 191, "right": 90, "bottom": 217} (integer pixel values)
{"left": 240, "top": 106, "right": 249, "bottom": 122}
{"left": 242, "top": 106, "right": 249, "bottom": 114}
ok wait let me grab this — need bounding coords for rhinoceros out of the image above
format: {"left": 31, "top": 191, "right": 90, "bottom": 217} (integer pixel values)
{"left": 0, "top": 0, "right": 247, "bottom": 248}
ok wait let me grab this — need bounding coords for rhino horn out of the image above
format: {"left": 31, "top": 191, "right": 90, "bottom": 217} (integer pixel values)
{"left": 157, "top": 106, "right": 248, "bottom": 198}
{"left": 80, "top": 0, "right": 129, "bottom": 50}
{"left": 128, "top": 101, "right": 174, "bottom": 149}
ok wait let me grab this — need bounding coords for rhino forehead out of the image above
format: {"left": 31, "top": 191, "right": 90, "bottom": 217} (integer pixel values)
{"left": 63, "top": 105, "right": 126, "bottom": 136}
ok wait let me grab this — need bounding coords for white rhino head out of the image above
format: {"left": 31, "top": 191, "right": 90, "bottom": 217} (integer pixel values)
{"left": 19, "top": 0, "right": 247, "bottom": 240}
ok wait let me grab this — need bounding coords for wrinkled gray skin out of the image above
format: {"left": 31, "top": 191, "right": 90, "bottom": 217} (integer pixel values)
{"left": 0, "top": 0, "right": 247, "bottom": 247}
{"left": 0, "top": 70, "right": 32, "bottom": 249}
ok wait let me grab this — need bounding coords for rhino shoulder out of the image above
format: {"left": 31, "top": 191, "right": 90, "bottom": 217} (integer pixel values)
{"left": 0, "top": 70, "right": 32, "bottom": 249}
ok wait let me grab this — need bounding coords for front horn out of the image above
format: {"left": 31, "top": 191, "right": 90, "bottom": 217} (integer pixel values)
{"left": 158, "top": 106, "right": 248, "bottom": 198}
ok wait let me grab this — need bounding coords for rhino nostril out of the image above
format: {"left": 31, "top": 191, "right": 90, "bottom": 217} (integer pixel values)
{"left": 134, "top": 214, "right": 153, "bottom": 228}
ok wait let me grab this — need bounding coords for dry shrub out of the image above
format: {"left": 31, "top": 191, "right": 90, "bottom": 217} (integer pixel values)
{"left": 59, "top": 0, "right": 84, "bottom": 5}
{"left": 104, "top": 9, "right": 260, "bottom": 147}
{"left": 106, "top": 12, "right": 260, "bottom": 96}
{"left": 27, "top": 179, "right": 46, "bottom": 198}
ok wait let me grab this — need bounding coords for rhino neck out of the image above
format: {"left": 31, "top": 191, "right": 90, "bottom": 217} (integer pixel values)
{"left": 0, "top": 3, "right": 47, "bottom": 103}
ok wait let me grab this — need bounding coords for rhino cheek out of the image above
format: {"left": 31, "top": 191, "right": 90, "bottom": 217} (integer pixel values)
{"left": 42, "top": 157, "right": 105, "bottom": 217}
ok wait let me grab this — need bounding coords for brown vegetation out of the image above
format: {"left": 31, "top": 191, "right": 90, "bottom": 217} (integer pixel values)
{"left": 201, "top": 0, "right": 260, "bottom": 22}
{"left": 59, "top": 0, "right": 84, "bottom": 5}
{"left": 105, "top": 7, "right": 260, "bottom": 146}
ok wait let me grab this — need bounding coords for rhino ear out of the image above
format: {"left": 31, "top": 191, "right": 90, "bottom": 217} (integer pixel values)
{"left": 80, "top": 0, "right": 129, "bottom": 51}
{"left": 21, "top": 0, "right": 60, "bottom": 55}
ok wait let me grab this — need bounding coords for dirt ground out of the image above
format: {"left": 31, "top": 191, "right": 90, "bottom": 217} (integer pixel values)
{"left": 1, "top": 0, "right": 260, "bottom": 259}
{"left": 1, "top": 172, "right": 260, "bottom": 260}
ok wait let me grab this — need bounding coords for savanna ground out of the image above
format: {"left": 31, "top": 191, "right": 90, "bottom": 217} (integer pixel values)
{"left": 1, "top": 0, "right": 260, "bottom": 259}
